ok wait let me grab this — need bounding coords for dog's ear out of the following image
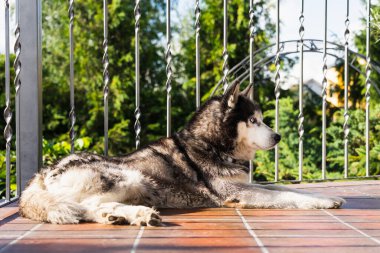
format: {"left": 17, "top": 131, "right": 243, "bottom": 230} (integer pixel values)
{"left": 240, "top": 84, "right": 253, "bottom": 99}
{"left": 222, "top": 81, "right": 240, "bottom": 108}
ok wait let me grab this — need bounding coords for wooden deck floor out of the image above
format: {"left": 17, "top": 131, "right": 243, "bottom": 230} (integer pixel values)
{"left": 0, "top": 180, "right": 380, "bottom": 253}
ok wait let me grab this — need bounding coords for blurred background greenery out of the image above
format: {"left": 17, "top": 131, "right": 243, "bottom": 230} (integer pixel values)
{"left": 1, "top": 0, "right": 380, "bottom": 198}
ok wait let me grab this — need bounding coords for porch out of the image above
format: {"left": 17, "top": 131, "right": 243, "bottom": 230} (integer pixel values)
{"left": 1, "top": 181, "right": 379, "bottom": 253}
{"left": 1, "top": 0, "right": 380, "bottom": 252}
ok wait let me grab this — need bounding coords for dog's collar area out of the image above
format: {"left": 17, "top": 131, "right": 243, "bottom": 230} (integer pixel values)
{"left": 221, "top": 154, "right": 250, "bottom": 169}
{"left": 223, "top": 155, "right": 240, "bottom": 164}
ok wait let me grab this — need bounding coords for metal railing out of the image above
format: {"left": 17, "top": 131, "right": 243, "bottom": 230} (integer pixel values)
{"left": 1, "top": 0, "right": 379, "bottom": 206}
{"left": 1, "top": 0, "right": 42, "bottom": 207}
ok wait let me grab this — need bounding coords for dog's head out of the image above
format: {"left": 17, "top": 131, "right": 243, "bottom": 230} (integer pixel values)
{"left": 221, "top": 82, "right": 281, "bottom": 160}
{"left": 187, "top": 81, "right": 281, "bottom": 161}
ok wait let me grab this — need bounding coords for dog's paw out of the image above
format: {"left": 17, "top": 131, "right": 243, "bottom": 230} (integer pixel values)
{"left": 95, "top": 205, "right": 161, "bottom": 226}
{"left": 129, "top": 206, "right": 162, "bottom": 226}
{"left": 102, "top": 213, "right": 130, "bottom": 225}
{"left": 299, "top": 196, "right": 345, "bottom": 209}
{"left": 223, "top": 198, "right": 241, "bottom": 208}
{"left": 325, "top": 196, "right": 346, "bottom": 209}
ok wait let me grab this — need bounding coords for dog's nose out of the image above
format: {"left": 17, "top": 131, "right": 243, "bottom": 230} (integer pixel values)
{"left": 273, "top": 133, "right": 281, "bottom": 143}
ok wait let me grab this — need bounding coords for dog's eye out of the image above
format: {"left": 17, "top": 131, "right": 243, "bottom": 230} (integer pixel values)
{"left": 249, "top": 117, "right": 256, "bottom": 124}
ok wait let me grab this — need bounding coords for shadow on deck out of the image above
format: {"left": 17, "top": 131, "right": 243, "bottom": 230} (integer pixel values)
{"left": 0, "top": 181, "right": 380, "bottom": 253}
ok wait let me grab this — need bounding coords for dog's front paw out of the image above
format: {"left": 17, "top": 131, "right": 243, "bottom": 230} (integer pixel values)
{"left": 128, "top": 206, "right": 162, "bottom": 226}
{"left": 325, "top": 196, "right": 346, "bottom": 209}
{"left": 300, "top": 196, "right": 345, "bottom": 209}
{"left": 103, "top": 213, "right": 130, "bottom": 225}
{"left": 95, "top": 204, "right": 162, "bottom": 226}
{"left": 223, "top": 198, "right": 241, "bottom": 208}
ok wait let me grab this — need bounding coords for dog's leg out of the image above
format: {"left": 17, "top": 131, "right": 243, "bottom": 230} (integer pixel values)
{"left": 252, "top": 184, "right": 314, "bottom": 194}
{"left": 218, "top": 182, "right": 345, "bottom": 209}
{"left": 19, "top": 174, "right": 86, "bottom": 224}
{"left": 81, "top": 197, "right": 161, "bottom": 226}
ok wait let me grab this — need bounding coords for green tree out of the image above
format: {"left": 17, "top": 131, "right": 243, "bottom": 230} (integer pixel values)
{"left": 177, "top": 0, "right": 274, "bottom": 106}
{"left": 40, "top": 0, "right": 275, "bottom": 159}
{"left": 353, "top": 3, "right": 380, "bottom": 106}
{"left": 41, "top": 0, "right": 167, "bottom": 157}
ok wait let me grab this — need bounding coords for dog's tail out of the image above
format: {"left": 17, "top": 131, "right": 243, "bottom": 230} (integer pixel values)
{"left": 19, "top": 174, "right": 85, "bottom": 224}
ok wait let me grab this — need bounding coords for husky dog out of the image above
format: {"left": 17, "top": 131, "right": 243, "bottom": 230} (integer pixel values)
{"left": 20, "top": 82, "right": 344, "bottom": 226}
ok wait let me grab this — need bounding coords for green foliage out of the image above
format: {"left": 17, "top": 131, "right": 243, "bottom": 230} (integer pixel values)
{"left": 43, "top": 137, "right": 93, "bottom": 165}
{"left": 41, "top": 0, "right": 167, "bottom": 155}
{"left": 0, "top": 151, "right": 16, "bottom": 198}
{"left": 177, "top": 0, "right": 273, "bottom": 102}
{"left": 38, "top": 0, "right": 274, "bottom": 156}
{"left": 253, "top": 97, "right": 380, "bottom": 181}
{"left": 372, "top": 5, "right": 380, "bottom": 43}
{"left": 353, "top": 3, "right": 380, "bottom": 106}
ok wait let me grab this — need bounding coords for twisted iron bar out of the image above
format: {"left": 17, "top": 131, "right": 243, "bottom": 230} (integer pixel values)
{"left": 321, "top": 0, "right": 328, "bottom": 179}
{"left": 4, "top": 0, "right": 12, "bottom": 201}
{"left": 365, "top": 0, "right": 371, "bottom": 177}
{"left": 365, "top": 57, "right": 371, "bottom": 176}
{"left": 298, "top": 0, "right": 304, "bottom": 181}
{"left": 166, "top": 0, "right": 172, "bottom": 137}
{"left": 68, "top": 0, "right": 76, "bottom": 153}
{"left": 14, "top": 0, "right": 21, "bottom": 197}
{"left": 195, "top": 0, "right": 201, "bottom": 109}
{"left": 134, "top": 0, "right": 141, "bottom": 148}
{"left": 343, "top": 0, "right": 350, "bottom": 178}
{"left": 248, "top": 0, "right": 255, "bottom": 183}
{"left": 249, "top": 0, "right": 255, "bottom": 99}
{"left": 274, "top": 0, "right": 280, "bottom": 182}
{"left": 103, "top": 0, "right": 110, "bottom": 155}
{"left": 14, "top": 29, "right": 21, "bottom": 95}
{"left": 222, "top": 0, "right": 229, "bottom": 93}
